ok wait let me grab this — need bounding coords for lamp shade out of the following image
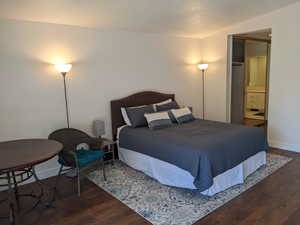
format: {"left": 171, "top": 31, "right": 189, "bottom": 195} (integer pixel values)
{"left": 55, "top": 64, "right": 72, "bottom": 73}
{"left": 92, "top": 120, "right": 105, "bottom": 137}
{"left": 197, "top": 64, "right": 208, "bottom": 71}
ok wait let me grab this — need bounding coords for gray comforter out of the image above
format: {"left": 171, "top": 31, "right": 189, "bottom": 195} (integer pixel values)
{"left": 119, "top": 119, "right": 268, "bottom": 191}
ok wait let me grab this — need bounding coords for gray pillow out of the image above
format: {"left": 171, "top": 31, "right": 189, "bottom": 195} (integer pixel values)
{"left": 125, "top": 105, "right": 155, "bottom": 128}
{"left": 156, "top": 101, "right": 179, "bottom": 111}
{"left": 156, "top": 101, "right": 179, "bottom": 123}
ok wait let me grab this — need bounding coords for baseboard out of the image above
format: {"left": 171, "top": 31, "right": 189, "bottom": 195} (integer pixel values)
{"left": 269, "top": 140, "right": 300, "bottom": 153}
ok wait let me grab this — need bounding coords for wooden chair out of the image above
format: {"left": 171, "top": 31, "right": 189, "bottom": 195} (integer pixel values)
{"left": 48, "top": 128, "right": 106, "bottom": 196}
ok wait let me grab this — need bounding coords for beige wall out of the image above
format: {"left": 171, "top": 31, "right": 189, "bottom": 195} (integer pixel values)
{"left": 201, "top": 2, "right": 300, "bottom": 152}
{"left": 1, "top": 1, "right": 300, "bottom": 183}
{"left": 0, "top": 19, "right": 202, "bottom": 179}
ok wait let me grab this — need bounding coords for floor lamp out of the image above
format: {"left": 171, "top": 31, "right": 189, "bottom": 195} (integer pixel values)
{"left": 55, "top": 64, "right": 72, "bottom": 128}
{"left": 198, "top": 64, "right": 209, "bottom": 120}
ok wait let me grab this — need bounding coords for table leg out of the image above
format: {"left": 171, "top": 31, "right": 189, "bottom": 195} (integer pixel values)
{"left": 7, "top": 172, "right": 15, "bottom": 225}
{"left": 32, "top": 166, "right": 54, "bottom": 207}
{"left": 12, "top": 172, "right": 20, "bottom": 211}
{"left": 1, "top": 167, "right": 56, "bottom": 224}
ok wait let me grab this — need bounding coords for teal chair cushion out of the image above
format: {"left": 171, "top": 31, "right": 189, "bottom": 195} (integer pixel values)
{"left": 58, "top": 149, "right": 105, "bottom": 168}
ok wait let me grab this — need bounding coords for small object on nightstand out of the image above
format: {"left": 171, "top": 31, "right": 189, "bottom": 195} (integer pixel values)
{"left": 92, "top": 119, "right": 115, "bottom": 164}
{"left": 101, "top": 138, "right": 116, "bottom": 165}
{"left": 92, "top": 120, "right": 105, "bottom": 138}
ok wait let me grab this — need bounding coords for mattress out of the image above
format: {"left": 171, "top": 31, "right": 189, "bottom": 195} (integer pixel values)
{"left": 118, "top": 119, "right": 268, "bottom": 191}
{"left": 118, "top": 146, "right": 266, "bottom": 196}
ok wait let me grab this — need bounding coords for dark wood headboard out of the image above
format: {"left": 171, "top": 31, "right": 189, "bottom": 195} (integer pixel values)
{"left": 110, "top": 91, "right": 175, "bottom": 140}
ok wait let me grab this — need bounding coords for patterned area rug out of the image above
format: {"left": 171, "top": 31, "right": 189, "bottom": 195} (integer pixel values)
{"left": 88, "top": 153, "right": 291, "bottom": 225}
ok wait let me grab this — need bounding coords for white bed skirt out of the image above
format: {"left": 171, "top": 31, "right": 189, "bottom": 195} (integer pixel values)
{"left": 118, "top": 147, "right": 266, "bottom": 196}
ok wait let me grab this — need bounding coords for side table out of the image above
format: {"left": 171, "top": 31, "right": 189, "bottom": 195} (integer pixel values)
{"left": 101, "top": 138, "right": 116, "bottom": 164}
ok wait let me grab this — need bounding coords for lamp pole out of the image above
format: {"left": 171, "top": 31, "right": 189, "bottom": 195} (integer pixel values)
{"left": 62, "top": 72, "right": 70, "bottom": 128}
{"left": 202, "top": 69, "right": 205, "bottom": 120}
{"left": 198, "top": 63, "right": 208, "bottom": 120}
{"left": 55, "top": 64, "right": 72, "bottom": 128}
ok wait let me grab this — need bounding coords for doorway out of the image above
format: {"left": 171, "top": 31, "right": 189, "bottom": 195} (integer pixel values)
{"left": 230, "top": 29, "right": 271, "bottom": 130}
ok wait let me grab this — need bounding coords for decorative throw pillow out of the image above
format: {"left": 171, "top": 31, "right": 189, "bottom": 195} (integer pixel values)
{"left": 153, "top": 99, "right": 172, "bottom": 111}
{"left": 121, "top": 105, "right": 148, "bottom": 126}
{"left": 156, "top": 101, "right": 179, "bottom": 123}
{"left": 156, "top": 101, "right": 179, "bottom": 111}
{"left": 125, "top": 105, "right": 155, "bottom": 128}
{"left": 170, "top": 107, "right": 195, "bottom": 124}
{"left": 144, "top": 111, "right": 173, "bottom": 130}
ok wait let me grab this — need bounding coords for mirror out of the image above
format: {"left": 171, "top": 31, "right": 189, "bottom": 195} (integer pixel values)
{"left": 245, "top": 41, "right": 268, "bottom": 88}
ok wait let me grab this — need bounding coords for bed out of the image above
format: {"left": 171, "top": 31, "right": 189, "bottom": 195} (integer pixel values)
{"left": 111, "top": 91, "right": 268, "bottom": 196}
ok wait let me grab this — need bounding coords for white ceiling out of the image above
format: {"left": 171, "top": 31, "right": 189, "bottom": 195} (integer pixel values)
{"left": 1, "top": 0, "right": 299, "bottom": 38}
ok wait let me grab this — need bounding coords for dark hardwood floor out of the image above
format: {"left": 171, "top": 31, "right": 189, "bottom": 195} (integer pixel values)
{"left": 1, "top": 148, "right": 299, "bottom": 225}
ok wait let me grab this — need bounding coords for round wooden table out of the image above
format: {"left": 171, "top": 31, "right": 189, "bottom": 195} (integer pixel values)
{"left": 0, "top": 139, "right": 62, "bottom": 225}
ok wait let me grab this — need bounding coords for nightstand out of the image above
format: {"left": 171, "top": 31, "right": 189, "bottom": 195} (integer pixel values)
{"left": 101, "top": 138, "right": 116, "bottom": 164}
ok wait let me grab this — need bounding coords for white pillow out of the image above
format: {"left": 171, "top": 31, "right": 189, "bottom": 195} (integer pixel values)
{"left": 153, "top": 99, "right": 172, "bottom": 111}
{"left": 121, "top": 107, "right": 132, "bottom": 126}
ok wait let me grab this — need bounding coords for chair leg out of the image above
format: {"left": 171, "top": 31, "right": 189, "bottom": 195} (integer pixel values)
{"left": 54, "top": 165, "right": 64, "bottom": 200}
{"left": 76, "top": 167, "right": 81, "bottom": 197}
{"left": 102, "top": 158, "right": 106, "bottom": 181}
{"left": 55, "top": 165, "right": 64, "bottom": 190}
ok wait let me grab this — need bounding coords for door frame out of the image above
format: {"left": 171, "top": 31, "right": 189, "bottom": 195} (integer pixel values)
{"left": 226, "top": 35, "right": 233, "bottom": 123}
{"left": 226, "top": 32, "right": 271, "bottom": 124}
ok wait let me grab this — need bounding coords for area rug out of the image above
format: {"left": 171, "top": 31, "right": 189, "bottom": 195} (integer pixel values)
{"left": 88, "top": 153, "right": 291, "bottom": 225}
